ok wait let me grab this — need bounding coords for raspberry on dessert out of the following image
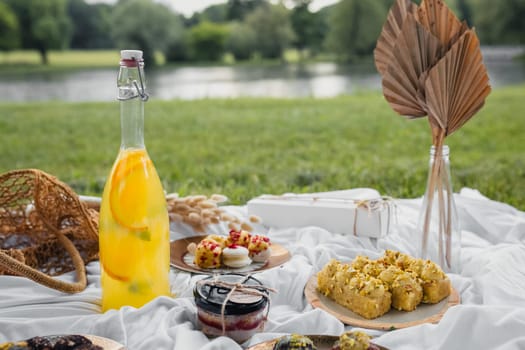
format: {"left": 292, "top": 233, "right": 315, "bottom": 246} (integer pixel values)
{"left": 227, "top": 229, "right": 251, "bottom": 247}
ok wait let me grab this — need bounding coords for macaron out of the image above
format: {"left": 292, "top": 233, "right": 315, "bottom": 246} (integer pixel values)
{"left": 222, "top": 245, "right": 252, "bottom": 268}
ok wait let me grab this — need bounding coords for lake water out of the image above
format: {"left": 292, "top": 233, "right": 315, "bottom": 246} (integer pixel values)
{"left": 1, "top": 47, "right": 524, "bottom": 102}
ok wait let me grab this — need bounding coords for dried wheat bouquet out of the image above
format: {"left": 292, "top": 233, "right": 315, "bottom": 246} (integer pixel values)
{"left": 166, "top": 193, "right": 261, "bottom": 233}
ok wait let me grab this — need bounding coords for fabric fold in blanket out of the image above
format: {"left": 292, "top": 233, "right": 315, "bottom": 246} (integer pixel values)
{"left": 0, "top": 187, "right": 524, "bottom": 350}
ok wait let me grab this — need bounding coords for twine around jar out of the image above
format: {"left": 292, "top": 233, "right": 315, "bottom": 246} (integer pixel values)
{"left": 196, "top": 276, "right": 277, "bottom": 336}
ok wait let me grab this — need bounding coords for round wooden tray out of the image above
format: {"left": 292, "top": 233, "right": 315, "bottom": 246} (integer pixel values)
{"left": 304, "top": 275, "right": 460, "bottom": 330}
{"left": 0, "top": 335, "right": 125, "bottom": 350}
{"left": 170, "top": 235, "right": 291, "bottom": 275}
{"left": 85, "top": 335, "right": 126, "bottom": 350}
{"left": 247, "top": 335, "right": 388, "bottom": 350}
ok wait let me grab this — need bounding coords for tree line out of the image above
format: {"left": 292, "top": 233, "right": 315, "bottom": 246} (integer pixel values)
{"left": 0, "top": 0, "right": 523, "bottom": 65}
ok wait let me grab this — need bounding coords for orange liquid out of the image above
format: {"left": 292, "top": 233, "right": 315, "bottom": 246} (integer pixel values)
{"left": 98, "top": 148, "right": 170, "bottom": 311}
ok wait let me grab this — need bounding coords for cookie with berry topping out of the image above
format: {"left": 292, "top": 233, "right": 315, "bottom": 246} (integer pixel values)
{"left": 194, "top": 239, "right": 222, "bottom": 268}
{"left": 248, "top": 235, "right": 272, "bottom": 263}
{"left": 227, "top": 229, "right": 251, "bottom": 247}
{"left": 205, "top": 234, "right": 228, "bottom": 249}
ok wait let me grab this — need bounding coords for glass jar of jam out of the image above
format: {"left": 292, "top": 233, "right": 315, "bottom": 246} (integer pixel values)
{"left": 194, "top": 273, "right": 270, "bottom": 343}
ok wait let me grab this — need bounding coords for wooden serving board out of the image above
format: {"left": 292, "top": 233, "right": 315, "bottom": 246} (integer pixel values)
{"left": 85, "top": 335, "right": 126, "bottom": 350}
{"left": 170, "top": 235, "right": 291, "bottom": 275}
{"left": 247, "top": 335, "right": 389, "bottom": 350}
{"left": 304, "top": 275, "right": 460, "bottom": 330}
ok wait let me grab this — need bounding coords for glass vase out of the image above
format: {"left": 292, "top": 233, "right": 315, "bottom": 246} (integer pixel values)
{"left": 416, "top": 145, "right": 461, "bottom": 273}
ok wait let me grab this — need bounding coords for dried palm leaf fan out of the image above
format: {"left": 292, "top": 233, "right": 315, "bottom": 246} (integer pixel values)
{"left": 374, "top": 0, "right": 417, "bottom": 76}
{"left": 375, "top": 0, "right": 491, "bottom": 269}
{"left": 416, "top": 0, "right": 469, "bottom": 54}
{"left": 0, "top": 169, "right": 99, "bottom": 293}
{"left": 381, "top": 13, "right": 442, "bottom": 117}
{"left": 425, "top": 30, "right": 491, "bottom": 138}
{"left": 415, "top": 0, "right": 469, "bottom": 106}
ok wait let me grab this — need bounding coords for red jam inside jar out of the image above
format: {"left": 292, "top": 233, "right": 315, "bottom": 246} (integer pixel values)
{"left": 194, "top": 274, "right": 269, "bottom": 343}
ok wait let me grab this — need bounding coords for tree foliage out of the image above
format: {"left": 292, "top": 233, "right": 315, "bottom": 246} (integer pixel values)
{"left": 226, "top": 21, "right": 257, "bottom": 60}
{"left": 2, "top": 0, "right": 525, "bottom": 66}
{"left": 226, "top": 0, "right": 265, "bottom": 21}
{"left": 0, "top": 2, "right": 19, "bottom": 52}
{"left": 67, "top": 0, "right": 113, "bottom": 49}
{"left": 187, "top": 3, "right": 228, "bottom": 27}
{"left": 456, "top": 0, "right": 473, "bottom": 25}
{"left": 201, "top": 4, "right": 228, "bottom": 23}
{"left": 290, "top": 0, "right": 315, "bottom": 52}
{"left": 188, "top": 21, "right": 228, "bottom": 61}
{"left": 245, "top": 4, "right": 295, "bottom": 59}
{"left": 3, "top": 0, "right": 71, "bottom": 64}
{"left": 165, "top": 18, "right": 189, "bottom": 62}
{"left": 471, "top": 0, "right": 525, "bottom": 44}
{"left": 325, "top": 0, "right": 387, "bottom": 61}
{"left": 111, "top": 0, "right": 182, "bottom": 65}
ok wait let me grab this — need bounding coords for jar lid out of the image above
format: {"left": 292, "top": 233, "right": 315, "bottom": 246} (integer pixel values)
{"left": 194, "top": 274, "right": 269, "bottom": 316}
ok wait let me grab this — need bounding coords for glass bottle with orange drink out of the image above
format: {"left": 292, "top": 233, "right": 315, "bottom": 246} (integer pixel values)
{"left": 98, "top": 50, "right": 170, "bottom": 311}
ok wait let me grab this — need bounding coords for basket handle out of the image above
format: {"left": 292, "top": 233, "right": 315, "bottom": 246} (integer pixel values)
{"left": 0, "top": 231, "right": 87, "bottom": 293}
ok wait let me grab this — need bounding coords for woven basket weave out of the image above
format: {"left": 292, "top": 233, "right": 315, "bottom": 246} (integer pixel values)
{"left": 0, "top": 169, "right": 99, "bottom": 293}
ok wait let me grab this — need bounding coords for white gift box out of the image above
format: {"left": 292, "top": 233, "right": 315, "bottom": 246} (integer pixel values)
{"left": 246, "top": 188, "right": 394, "bottom": 238}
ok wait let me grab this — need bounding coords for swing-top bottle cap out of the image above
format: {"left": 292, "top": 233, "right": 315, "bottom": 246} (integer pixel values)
{"left": 120, "top": 50, "right": 143, "bottom": 61}
{"left": 118, "top": 49, "right": 149, "bottom": 101}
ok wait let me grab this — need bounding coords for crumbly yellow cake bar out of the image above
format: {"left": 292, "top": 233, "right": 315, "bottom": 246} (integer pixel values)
{"left": 316, "top": 250, "right": 450, "bottom": 319}
{"left": 317, "top": 259, "right": 341, "bottom": 298}
{"left": 350, "top": 255, "right": 386, "bottom": 278}
{"left": 377, "top": 265, "right": 423, "bottom": 311}
{"left": 418, "top": 259, "right": 451, "bottom": 303}
{"left": 353, "top": 254, "right": 423, "bottom": 311}
{"left": 380, "top": 250, "right": 451, "bottom": 304}
{"left": 317, "top": 260, "right": 391, "bottom": 319}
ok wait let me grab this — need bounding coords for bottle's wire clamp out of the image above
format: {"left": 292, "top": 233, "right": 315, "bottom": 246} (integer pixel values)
{"left": 118, "top": 57, "right": 149, "bottom": 102}
{"left": 135, "top": 61, "right": 149, "bottom": 101}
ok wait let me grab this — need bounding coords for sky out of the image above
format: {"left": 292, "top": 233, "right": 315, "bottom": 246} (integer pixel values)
{"left": 167, "top": 0, "right": 340, "bottom": 16}
{"left": 87, "top": 0, "right": 340, "bottom": 17}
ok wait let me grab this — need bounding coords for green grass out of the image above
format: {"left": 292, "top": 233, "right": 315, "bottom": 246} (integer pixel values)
{"left": 0, "top": 50, "right": 121, "bottom": 74}
{"left": 0, "top": 86, "right": 524, "bottom": 209}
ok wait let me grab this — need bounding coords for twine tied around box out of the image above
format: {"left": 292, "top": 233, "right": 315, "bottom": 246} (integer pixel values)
{"left": 0, "top": 169, "right": 99, "bottom": 293}
{"left": 259, "top": 194, "right": 396, "bottom": 236}
{"left": 353, "top": 197, "right": 396, "bottom": 236}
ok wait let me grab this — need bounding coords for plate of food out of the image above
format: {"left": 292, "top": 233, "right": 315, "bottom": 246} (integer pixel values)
{"left": 248, "top": 332, "right": 388, "bottom": 350}
{"left": 170, "top": 230, "right": 291, "bottom": 274}
{"left": 0, "top": 334, "right": 125, "bottom": 350}
{"left": 304, "top": 250, "right": 460, "bottom": 330}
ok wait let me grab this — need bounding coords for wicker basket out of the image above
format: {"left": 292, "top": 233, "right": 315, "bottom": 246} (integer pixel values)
{"left": 0, "top": 169, "right": 99, "bottom": 293}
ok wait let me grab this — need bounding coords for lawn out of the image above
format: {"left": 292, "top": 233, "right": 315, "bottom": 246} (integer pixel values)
{"left": 0, "top": 50, "right": 121, "bottom": 74}
{"left": 0, "top": 85, "right": 524, "bottom": 209}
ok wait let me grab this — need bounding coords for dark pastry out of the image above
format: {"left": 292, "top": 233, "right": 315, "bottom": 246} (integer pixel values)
{"left": 1, "top": 335, "right": 103, "bottom": 350}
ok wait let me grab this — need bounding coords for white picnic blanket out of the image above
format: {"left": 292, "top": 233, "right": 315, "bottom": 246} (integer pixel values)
{"left": 1, "top": 188, "right": 524, "bottom": 350}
